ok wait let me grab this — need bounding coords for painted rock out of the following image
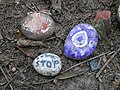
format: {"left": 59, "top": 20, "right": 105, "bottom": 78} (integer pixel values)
{"left": 94, "top": 10, "right": 111, "bottom": 33}
{"left": 94, "top": 10, "right": 111, "bottom": 20}
{"left": 64, "top": 24, "right": 98, "bottom": 60}
{"left": 32, "top": 53, "right": 62, "bottom": 76}
{"left": 21, "top": 12, "right": 55, "bottom": 40}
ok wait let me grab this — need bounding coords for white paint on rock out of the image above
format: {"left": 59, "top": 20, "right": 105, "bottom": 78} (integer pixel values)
{"left": 32, "top": 53, "right": 62, "bottom": 76}
{"left": 72, "top": 31, "right": 88, "bottom": 48}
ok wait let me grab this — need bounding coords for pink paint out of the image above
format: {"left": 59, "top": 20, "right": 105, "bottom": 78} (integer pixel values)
{"left": 42, "top": 22, "right": 49, "bottom": 30}
{"left": 95, "top": 10, "right": 111, "bottom": 20}
{"left": 36, "top": 21, "right": 49, "bottom": 33}
{"left": 94, "top": 10, "right": 111, "bottom": 33}
{"left": 34, "top": 13, "right": 49, "bottom": 33}
{"left": 21, "top": 12, "right": 55, "bottom": 40}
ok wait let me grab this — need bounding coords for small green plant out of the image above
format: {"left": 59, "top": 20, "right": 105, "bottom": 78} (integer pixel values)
{"left": 91, "top": 20, "right": 110, "bottom": 50}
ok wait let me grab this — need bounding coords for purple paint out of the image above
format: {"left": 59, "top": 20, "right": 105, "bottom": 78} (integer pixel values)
{"left": 64, "top": 24, "right": 98, "bottom": 60}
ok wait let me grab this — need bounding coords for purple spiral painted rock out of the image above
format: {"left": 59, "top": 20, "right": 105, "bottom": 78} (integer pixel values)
{"left": 64, "top": 24, "right": 98, "bottom": 60}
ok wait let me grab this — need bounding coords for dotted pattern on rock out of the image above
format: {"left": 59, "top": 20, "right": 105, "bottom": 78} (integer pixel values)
{"left": 32, "top": 53, "right": 62, "bottom": 76}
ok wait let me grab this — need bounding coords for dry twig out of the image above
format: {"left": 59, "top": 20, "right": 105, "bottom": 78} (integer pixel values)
{"left": 26, "top": 4, "right": 36, "bottom": 12}
{"left": 96, "top": 48, "right": 120, "bottom": 78}
{"left": 31, "top": 2, "right": 39, "bottom": 12}
{"left": 61, "top": 51, "right": 115, "bottom": 74}
{"left": 0, "top": 65, "right": 14, "bottom": 90}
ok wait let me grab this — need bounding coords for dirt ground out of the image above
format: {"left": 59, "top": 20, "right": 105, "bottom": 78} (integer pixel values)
{"left": 0, "top": 0, "right": 120, "bottom": 90}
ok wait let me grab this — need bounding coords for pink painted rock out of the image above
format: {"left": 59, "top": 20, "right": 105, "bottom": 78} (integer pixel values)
{"left": 94, "top": 10, "right": 111, "bottom": 33}
{"left": 95, "top": 10, "right": 111, "bottom": 20}
{"left": 21, "top": 12, "right": 55, "bottom": 40}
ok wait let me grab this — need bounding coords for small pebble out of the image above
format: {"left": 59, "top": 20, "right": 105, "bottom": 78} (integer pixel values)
{"left": 32, "top": 53, "right": 62, "bottom": 76}
{"left": 21, "top": 12, "right": 55, "bottom": 40}
{"left": 89, "top": 59, "right": 101, "bottom": 71}
{"left": 103, "top": 69, "right": 107, "bottom": 73}
{"left": 64, "top": 24, "right": 98, "bottom": 60}
{"left": 11, "top": 67, "right": 16, "bottom": 72}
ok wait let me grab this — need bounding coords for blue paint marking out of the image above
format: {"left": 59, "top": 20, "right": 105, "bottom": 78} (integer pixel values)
{"left": 46, "top": 61, "right": 52, "bottom": 68}
{"left": 40, "top": 60, "right": 46, "bottom": 67}
{"left": 37, "top": 60, "right": 60, "bottom": 68}
{"left": 36, "top": 61, "right": 40, "bottom": 67}
{"left": 54, "top": 60, "right": 59, "bottom": 68}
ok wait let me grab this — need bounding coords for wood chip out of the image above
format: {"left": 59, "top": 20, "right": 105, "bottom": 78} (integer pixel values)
{"left": 0, "top": 32, "right": 3, "bottom": 40}
{"left": 17, "top": 38, "right": 47, "bottom": 47}
{"left": 96, "top": 47, "right": 120, "bottom": 78}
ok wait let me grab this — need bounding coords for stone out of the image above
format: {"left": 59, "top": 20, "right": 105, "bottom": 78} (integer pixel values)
{"left": 89, "top": 59, "right": 101, "bottom": 71}
{"left": 32, "top": 53, "right": 62, "bottom": 76}
{"left": 21, "top": 12, "right": 55, "bottom": 40}
{"left": 11, "top": 67, "right": 16, "bottom": 72}
{"left": 94, "top": 10, "right": 111, "bottom": 32}
{"left": 64, "top": 24, "right": 98, "bottom": 60}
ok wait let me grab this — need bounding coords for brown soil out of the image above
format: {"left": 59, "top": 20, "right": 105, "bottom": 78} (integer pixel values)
{"left": 0, "top": 0, "right": 120, "bottom": 90}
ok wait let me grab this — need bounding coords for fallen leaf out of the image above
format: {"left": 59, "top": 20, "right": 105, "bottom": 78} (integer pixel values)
{"left": 17, "top": 38, "right": 47, "bottom": 47}
{"left": 57, "top": 68, "right": 89, "bottom": 80}
{"left": 16, "top": 46, "right": 35, "bottom": 58}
